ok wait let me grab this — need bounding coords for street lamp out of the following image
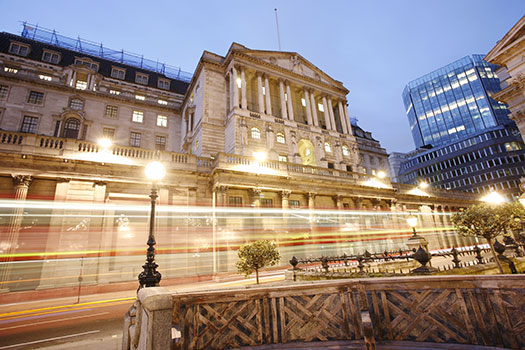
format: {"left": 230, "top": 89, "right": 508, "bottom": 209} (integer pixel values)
{"left": 97, "top": 138, "right": 112, "bottom": 150}
{"left": 406, "top": 214, "right": 429, "bottom": 252}
{"left": 407, "top": 215, "right": 419, "bottom": 238}
{"left": 481, "top": 190, "right": 505, "bottom": 204}
{"left": 377, "top": 171, "right": 386, "bottom": 179}
{"left": 138, "top": 161, "right": 166, "bottom": 289}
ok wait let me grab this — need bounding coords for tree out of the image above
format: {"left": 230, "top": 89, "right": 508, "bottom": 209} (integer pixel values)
{"left": 451, "top": 202, "right": 523, "bottom": 274}
{"left": 236, "top": 240, "right": 280, "bottom": 284}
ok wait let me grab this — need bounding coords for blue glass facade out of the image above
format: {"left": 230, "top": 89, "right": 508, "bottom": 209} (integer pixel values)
{"left": 403, "top": 55, "right": 511, "bottom": 148}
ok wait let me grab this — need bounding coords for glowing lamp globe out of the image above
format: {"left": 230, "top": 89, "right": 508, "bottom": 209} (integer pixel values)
{"left": 406, "top": 215, "right": 418, "bottom": 228}
{"left": 98, "top": 138, "right": 112, "bottom": 149}
{"left": 145, "top": 161, "right": 166, "bottom": 181}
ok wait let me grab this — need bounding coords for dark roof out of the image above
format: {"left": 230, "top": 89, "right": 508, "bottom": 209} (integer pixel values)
{"left": 352, "top": 123, "right": 379, "bottom": 142}
{"left": 0, "top": 32, "right": 190, "bottom": 95}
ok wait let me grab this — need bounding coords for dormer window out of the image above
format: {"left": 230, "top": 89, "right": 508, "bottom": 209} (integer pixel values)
{"left": 70, "top": 98, "right": 84, "bottom": 110}
{"left": 74, "top": 58, "right": 99, "bottom": 71}
{"left": 157, "top": 78, "right": 170, "bottom": 90}
{"left": 9, "top": 42, "right": 30, "bottom": 57}
{"left": 42, "top": 50, "right": 61, "bottom": 64}
{"left": 135, "top": 73, "right": 149, "bottom": 85}
{"left": 111, "top": 67, "right": 126, "bottom": 80}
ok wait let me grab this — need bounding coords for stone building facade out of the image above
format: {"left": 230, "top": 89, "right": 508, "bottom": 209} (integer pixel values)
{"left": 350, "top": 119, "right": 390, "bottom": 177}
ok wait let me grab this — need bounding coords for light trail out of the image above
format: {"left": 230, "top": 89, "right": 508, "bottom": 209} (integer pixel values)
{"left": 0, "top": 312, "right": 109, "bottom": 331}
{"left": 0, "top": 330, "right": 100, "bottom": 349}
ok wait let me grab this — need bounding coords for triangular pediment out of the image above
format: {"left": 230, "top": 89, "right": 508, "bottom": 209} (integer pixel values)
{"left": 485, "top": 16, "right": 525, "bottom": 62}
{"left": 228, "top": 43, "right": 344, "bottom": 89}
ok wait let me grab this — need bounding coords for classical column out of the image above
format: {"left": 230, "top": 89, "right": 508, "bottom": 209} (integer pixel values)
{"left": 279, "top": 80, "right": 288, "bottom": 119}
{"left": 304, "top": 88, "right": 313, "bottom": 125}
{"left": 335, "top": 195, "right": 343, "bottom": 209}
{"left": 322, "top": 96, "right": 331, "bottom": 130}
{"left": 0, "top": 175, "right": 33, "bottom": 292}
{"left": 257, "top": 73, "right": 265, "bottom": 114}
{"left": 343, "top": 103, "right": 352, "bottom": 134}
{"left": 281, "top": 190, "right": 291, "bottom": 210}
{"left": 286, "top": 82, "right": 294, "bottom": 121}
{"left": 338, "top": 101, "right": 348, "bottom": 134}
{"left": 240, "top": 67, "right": 247, "bottom": 110}
{"left": 264, "top": 75, "right": 272, "bottom": 115}
{"left": 232, "top": 67, "right": 239, "bottom": 109}
{"left": 327, "top": 98, "right": 337, "bottom": 132}
{"left": 251, "top": 188, "right": 262, "bottom": 208}
{"left": 216, "top": 185, "right": 228, "bottom": 206}
{"left": 228, "top": 71, "right": 233, "bottom": 111}
{"left": 310, "top": 91, "right": 319, "bottom": 126}
{"left": 308, "top": 192, "right": 316, "bottom": 209}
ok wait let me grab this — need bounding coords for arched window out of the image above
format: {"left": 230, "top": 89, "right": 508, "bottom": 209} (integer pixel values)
{"left": 324, "top": 142, "right": 332, "bottom": 153}
{"left": 276, "top": 133, "right": 285, "bottom": 144}
{"left": 342, "top": 145, "right": 349, "bottom": 156}
{"left": 70, "top": 98, "right": 84, "bottom": 110}
{"left": 251, "top": 127, "right": 261, "bottom": 139}
{"left": 63, "top": 118, "right": 80, "bottom": 139}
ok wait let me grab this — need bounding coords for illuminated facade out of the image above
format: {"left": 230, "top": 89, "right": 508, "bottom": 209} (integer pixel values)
{"left": 0, "top": 25, "right": 480, "bottom": 292}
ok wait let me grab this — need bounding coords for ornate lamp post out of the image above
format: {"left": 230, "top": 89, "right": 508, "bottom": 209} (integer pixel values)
{"left": 406, "top": 214, "right": 429, "bottom": 252}
{"left": 138, "top": 161, "right": 166, "bottom": 289}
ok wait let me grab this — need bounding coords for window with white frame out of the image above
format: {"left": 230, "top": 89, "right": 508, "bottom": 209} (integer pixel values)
{"left": 38, "top": 74, "right": 52, "bottom": 81}
{"left": 132, "top": 110, "right": 144, "bottom": 123}
{"left": 276, "top": 133, "right": 285, "bottom": 144}
{"left": 74, "top": 58, "right": 99, "bottom": 71}
{"left": 135, "top": 73, "right": 149, "bottom": 85}
{"left": 0, "top": 85, "right": 8, "bottom": 99}
{"left": 324, "top": 142, "right": 332, "bottom": 153}
{"left": 130, "top": 132, "right": 142, "bottom": 147}
{"left": 105, "top": 105, "right": 118, "bottom": 119}
{"left": 135, "top": 95, "right": 145, "bottom": 101}
{"left": 157, "top": 78, "right": 170, "bottom": 90}
{"left": 42, "top": 50, "right": 61, "bottom": 64}
{"left": 111, "top": 67, "right": 126, "bottom": 80}
{"left": 102, "top": 127, "right": 115, "bottom": 139}
{"left": 27, "top": 91, "right": 44, "bottom": 105}
{"left": 9, "top": 42, "right": 30, "bottom": 56}
{"left": 158, "top": 99, "right": 168, "bottom": 105}
{"left": 155, "top": 136, "right": 166, "bottom": 150}
{"left": 157, "top": 115, "right": 168, "bottom": 127}
{"left": 20, "top": 116, "right": 38, "bottom": 133}
{"left": 109, "top": 89, "right": 120, "bottom": 95}
{"left": 70, "top": 98, "right": 84, "bottom": 110}
{"left": 251, "top": 127, "right": 261, "bottom": 139}
{"left": 342, "top": 145, "right": 349, "bottom": 156}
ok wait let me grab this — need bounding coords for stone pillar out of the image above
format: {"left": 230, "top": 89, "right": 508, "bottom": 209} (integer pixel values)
{"left": 0, "top": 175, "right": 33, "bottom": 292}
{"left": 338, "top": 101, "right": 348, "bottom": 134}
{"left": 257, "top": 73, "right": 265, "bottom": 114}
{"left": 328, "top": 98, "right": 337, "bottom": 132}
{"left": 343, "top": 103, "right": 353, "bottom": 134}
{"left": 281, "top": 190, "right": 291, "bottom": 210}
{"left": 322, "top": 96, "right": 331, "bottom": 130}
{"left": 286, "top": 82, "right": 294, "bottom": 121}
{"left": 251, "top": 189, "right": 262, "bottom": 208}
{"left": 216, "top": 185, "right": 228, "bottom": 207}
{"left": 335, "top": 195, "right": 343, "bottom": 209}
{"left": 232, "top": 67, "right": 239, "bottom": 109}
{"left": 264, "top": 75, "right": 272, "bottom": 115}
{"left": 240, "top": 67, "right": 247, "bottom": 110}
{"left": 310, "top": 91, "right": 319, "bottom": 126}
{"left": 308, "top": 192, "right": 316, "bottom": 210}
{"left": 304, "top": 88, "right": 313, "bottom": 125}
{"left": 279, "top": 80, "right": 288, "bottom": 119}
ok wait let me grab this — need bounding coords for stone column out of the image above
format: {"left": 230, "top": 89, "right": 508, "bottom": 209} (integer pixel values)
{"left": 310, "top": 91, "right": 319, "bottom": 126}
{"left": 240, "top": 67, "right": 247, "bottom": 110}
{"left": 338, "top": 101, "right": 348, "bottom": 134}
{"left": 251, "top": 189, "right": 262, "bottom": 208}
{"left": 232, "top": 67, "right": 239, "bottom": 109}
{"left": 0, "top": 175, "right": 33, "bottom": 292}
{"left": 327, "top": 98, "right": 337, "bottom": 132}
{"left": 308, "top": 192, "right": 316, "bottom": 210}
{"left": 228, "top": 71, "right": 233, "bottom": 111}
{"left": 304, "top": 88, "right": 313, "bottom": 125}
{"left": 257, "top": 73, "right": 265, "bottom": 114}
{"left": 281, "top": 190, "right": 291, "bottom": 210}
{"left": 279, "top": 80, "right": 288, "bottom": 119}
{"left": 264, "top": 75, "right": 272, "bottom": 115}
{"left": 343, "top": 103, "right": 353, "bottom": 134}
{"left": 216, "top": 185, "right": 228, "bottom": 207}
{"left": 322, "top": 96, "right": 331, "bottom": 130}
{"left": 286, "top": 82, "right": 294, "bottom": 121}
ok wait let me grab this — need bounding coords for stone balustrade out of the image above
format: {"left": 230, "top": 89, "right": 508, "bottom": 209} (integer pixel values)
{"left": 123, "top": 275, "right": 524, "bottom": 350}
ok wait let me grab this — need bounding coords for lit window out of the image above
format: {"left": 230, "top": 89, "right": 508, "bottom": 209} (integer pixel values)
{"left": 155, "top": 136, "right": 166, "bottom": 150}
{"left": 39, "top": 74, "right": 52, "bottom": 81}
{"left": 0, "top": 85, "right": 8, "bottom": 99}
{"left": 318, "top": 103, "right": 324, "bottom": 112}
{"left": 103, "top": 128, "right": 115, "bottom": 139}
{"left": 20, "top": 116, "right": 38, "bottom": 133}
{"left": 42, "top": 51, "right": 60, "bottom": 64}
{"left": 284, "top": 93, "right": 288, "bottom": 101}
{"left": 135, "top": 95, "right": 145, "bottom": 101}
{"left": 251, "top": 127, "right": 261, "bottom": 139}
{"left": 158, "top": 99, "right": 168, "bottom": 105}
{"left": 111, "top": 67, "right": 126, "bottom": 80}
{"left": 27, "top": 91, "right": 44, "bottom": 105}
{"left": 279, "top": 155, "right": 288, "bottom": 162}
{"left": 262, "top": 86, "right": 266, "bottom": 95}
{"left": 157, "top": 79, "right": 170, "bottom": 90}
{"left": 130, "top": 132, "right": 142, "bottom": 147}
{"left": 4, "top": 67, "right": 18, "bottom": 74}
{"left": 305, "top": 148, "right": 311, "bottom": 156}
{"left": 236, "top": 77, "right": 242, "bottom": 89}
{"left": 9, "top": 42, "right": 30, "bottom": 56}
{"left": 75, "top": 79, "right": 87, "bottom": 90}
{"left": 324, "top": 142, "right": 332, "bottom": 153}
{"left": 301, "top": 98, "right": 306, "bottom": 107}
{"left": 109, "top": 89, "right": 120, "bottom": 95}
{"left": 289, "top": 200, "right": 300, "bottom": 208}
{"left": 132, "top": 111, "right": 144, "bottom": 123}
{"left": 105, "top": 105, "right": 118, "bottom": 119}
{"left": 157, "top": 115, "right": 168, "bottom": 127}
{"left": 276, "top": 133, "right": 285, "bottom": 144}
{"left": 135, "top": 73, "right": 149, "bottom": 85}
{"left": 70, "top": 98, "right": 84, "bottom": 110}
{"left": 74, "top": 59, "right": 99, "bottom": 71}
{"left": 342, "top": 145, "right": 349, "bottom": 156}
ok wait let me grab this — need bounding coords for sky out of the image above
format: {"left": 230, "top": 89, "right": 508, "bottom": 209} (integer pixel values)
{"left": 0, "top": 0, "right": 523, "bottom": 153}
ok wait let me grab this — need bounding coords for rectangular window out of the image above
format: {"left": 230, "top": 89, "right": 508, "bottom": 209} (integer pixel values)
{"left": 318, "top": 103, "right": 324, "bottom": 112}
{"left": 9, "top": 42, "right": 29, "bottom": 56}
{"left": 39, "top": 74, "right": 52, "bottom": 81}
{"left": 42, "top": 51, "right": 60, "bottom": 64}
{"left": 157, "top": 79, "right": 170, "bottom": 90}
{"left": 27, "top": 91, "right": 44, "bottom": 105}
{"left": 4, "top": 67, "right": 18, "bottom": 74}
{"left": 0, "top": 85, "right": 8, "bottom": 99}
{"left": 158, "top": 99, "right": 168, "bottom": 105}
{"left": 20, "top": 116, "right": 38, "bottom": 133}
{"left": 111, "top": 67, "right": 126, "bottom": 80}
{"left": 229, "top": 196, "right": 243, "bottom": 207}
{"left": 74, "top": 59, "right": 99, "bottom": 71}
{"left": 103, "top": 128, "right": 115, "bottom": 139}
{"left": 157, "top": 115, "right": 168, "bottom": 127}
{"left": 261, "top": 198, "right": 273, "bottom": 208}
{"left": 278, "top": 155, "right": 288, "bottom": 162}
{"left": 135, "top": 95, "right": 145, "bottom": 101}
{"left": 155, "top": 136, "right": 166, "bottom": 150}
{"left": 109, "top": 89, "right": 121, "bottom": 95}
{"left": 130, "top": 132, "right": 142, "bottom": 147}
{"left": 132, "top": 111, "right": 144, "bottom": 123}
{"left": 289, "top": 200, "right": 300, "bottom": 208}
{"left": 135, "top": 73, "right": 149, "bottom": 85}
{"left": 105, "top": 105, "right": 118, "bottom": 119}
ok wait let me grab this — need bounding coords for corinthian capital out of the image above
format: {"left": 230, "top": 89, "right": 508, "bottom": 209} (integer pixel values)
{"left": 12, "top": 175, "right": 33, "bottom": 188}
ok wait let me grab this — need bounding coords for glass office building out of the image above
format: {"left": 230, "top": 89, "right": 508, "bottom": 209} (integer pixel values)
{"left": 402, "top": 55, "right": 511, "bottom": 148}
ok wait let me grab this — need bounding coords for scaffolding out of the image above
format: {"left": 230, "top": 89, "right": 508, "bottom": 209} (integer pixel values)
{"left": 20, "top": 22, "right": 192, "bottom": 82}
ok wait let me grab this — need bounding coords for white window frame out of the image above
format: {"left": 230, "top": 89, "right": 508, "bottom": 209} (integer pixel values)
{"left": 111, "top": 67, "right": 126, "bottom": 80}
{"left": 132, "top": 110, "right": 144, "bottom": 123}
{"left": 157, "top": 78, "right": 170, "bottom": 90}
{"left": 324, "top": 142, "right": 332, "bottom": 153}
{"left": 135, "top": 73, "right": 149, "bottom": 85}
{"left": 130, "top": 132, "right": 142, "bottom": 147}
{"left": 9, "top": 42, "right": 30, "bottom": 56}
{"left": 157, "top": 115, "right": 168, "bottom": 127}
{"left": 342, "top": 145, "right": 349, "bottom": 156}
{"left": 74, "top": 58, "right": 99, "bottom": 71}
{"left": 251, "top": 127, "right": 261, "bottom": 139}
{"left": 42, "top": 50, "right": 61, "bottom": 64}
{"left": 276, "top": 133, "right": 285, "bottom": 144}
